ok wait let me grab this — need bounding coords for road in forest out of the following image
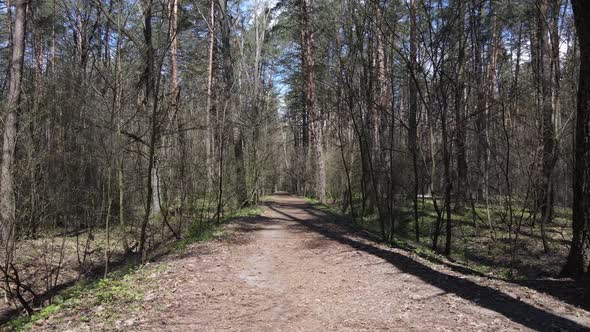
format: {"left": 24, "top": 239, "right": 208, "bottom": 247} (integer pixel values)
{"left": 107, "top": 194, "right": 590, "bottom": 331}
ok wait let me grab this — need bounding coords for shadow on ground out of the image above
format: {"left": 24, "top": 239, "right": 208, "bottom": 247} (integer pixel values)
{"left": 259, "top": 196, "right": 589, "bottom": 332}
{"left": 301, "top": 200, "right": 590, "bottom": 314}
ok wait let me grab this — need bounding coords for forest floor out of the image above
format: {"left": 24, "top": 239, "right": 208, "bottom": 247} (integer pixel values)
{"left": 21, "top": 194, "right": 590, "bottom": 331}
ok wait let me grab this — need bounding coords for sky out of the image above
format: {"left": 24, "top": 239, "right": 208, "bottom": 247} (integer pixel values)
{"left": 239, "top": 0, "right": 288, "bottom": 114}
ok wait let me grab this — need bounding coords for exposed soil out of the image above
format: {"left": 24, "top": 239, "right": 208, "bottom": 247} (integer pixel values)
{"left": 35, "top": 194, "right": 590, "bottom": 331}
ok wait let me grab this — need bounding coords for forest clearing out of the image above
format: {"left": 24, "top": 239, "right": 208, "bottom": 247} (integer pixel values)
{"left": 1, "top": 0, "right": 590, "bottom": 330}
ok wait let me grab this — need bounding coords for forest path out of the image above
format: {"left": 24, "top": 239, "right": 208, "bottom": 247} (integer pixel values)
{"left": 106, "top": 194, "right": 590, "bottom": 331}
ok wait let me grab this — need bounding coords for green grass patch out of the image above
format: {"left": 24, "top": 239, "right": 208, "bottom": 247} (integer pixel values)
{"left": 304, "top": 194, "right": 571, "bottom": 279}
{"left": 6, "top": 268, "right": 144, "bottom": 331}
{"left": 174, "top": 205, "right": 263, "bottom": 250}
{"left": 174, "top": 222, "right": 221, "bottom": 250}
{"left": 7, "top": 303, "right": 62, "bottom": 331}
{"left": 226, "top": 206, "right": 263, "bottom": 219}
{"left": 304, "top": 197, "right": 320, "bottom": 205}
{"left": 313, "top": 203, "right": 340, "bottom": 215}
{"left": 302, "top": 197, "right": 342, "bottom": 216}
{"left": 93, "top": 275, "right": 142, "bottom": 304}
{"left": 6, "top": 204, "right": 267, "bottom": 331}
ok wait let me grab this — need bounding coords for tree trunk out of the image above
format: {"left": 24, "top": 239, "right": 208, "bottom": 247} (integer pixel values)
{"left": 206, "top": 0, "right": 217, "bottom": 194}
{"left": 454, "top": 0, "right": 467, "bottom": 211}
{"left": 561, "top": 0, "right": 590, "bottom": 280}
{"left": 442, "top": 101, "right": 453, "bottom": 256}
{"left": 0, "top": 0, "right": 26, "bottom": 245}
{"left": 472, "top": 0, "right": 486, "bottom": 203}
{"left": 138, "top": 0, "right": 158, "bottom": 263}
{"left": 536, "top": 0, "right": 556, "bottom": 254}
{"left": 218, "top": 0, "right": 247, "bottom": 207}
{"left": 169, "top": 0, "right": 186, "bottom": 234}
{"left": 409, "top": 0, "right": 420, "bottom": 243}
{"left": 300, "top": 0, "right": 325, "bottom": 203}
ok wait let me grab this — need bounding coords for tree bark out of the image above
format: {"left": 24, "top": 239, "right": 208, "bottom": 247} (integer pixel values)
{"left": 218, "top": 0, "right": 247, "bottom": 207}
{"left": 300, "top": 0, "right": 326, "bottom": 203}
{"left": 1, "top": 0, "right": 27, "bottom": 245}
{"left": 561, "top": 0, "right": 590, "bottom": 280}
{"left": 536, "top": 0, "right": 557, "bottom": 254}
{"left": 409, "top": 0, "right": 420, "bottom": 243}
{"left": 206, "top": 0, "right": 217, "bottom": 194}
{"left": 454, "top": 0, "right": 467, "bottom": 211}
{"left": 138, "top": 0, "right": 158, "bottom": 263}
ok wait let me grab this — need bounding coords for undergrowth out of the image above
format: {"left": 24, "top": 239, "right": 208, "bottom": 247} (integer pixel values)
{"left": 174, "top": 206, "right": 263, "bottom": 250}
{"left": 6, "top": 205, "right": 264, "bottom": 331}
{"left": 7, "top": 267, "right": 145, "bottom": 331}
{"left": 303, "top": 196, "right": 551, "bottom": 280}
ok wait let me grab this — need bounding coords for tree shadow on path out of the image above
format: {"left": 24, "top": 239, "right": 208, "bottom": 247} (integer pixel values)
{"left": 266, "top": 200, "right": 589, "bottom": 332}
{"left": 299, "top": 203, "right": 590, "bottom": 313}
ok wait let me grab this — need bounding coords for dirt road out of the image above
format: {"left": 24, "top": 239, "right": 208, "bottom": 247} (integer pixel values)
{"left": 60, "top": 194, "right": 590, "bottom": 331}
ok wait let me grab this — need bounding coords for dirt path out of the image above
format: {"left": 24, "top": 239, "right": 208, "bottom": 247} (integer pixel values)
{"left": 49, "top": 194, "right": 590, "bottom": 331}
